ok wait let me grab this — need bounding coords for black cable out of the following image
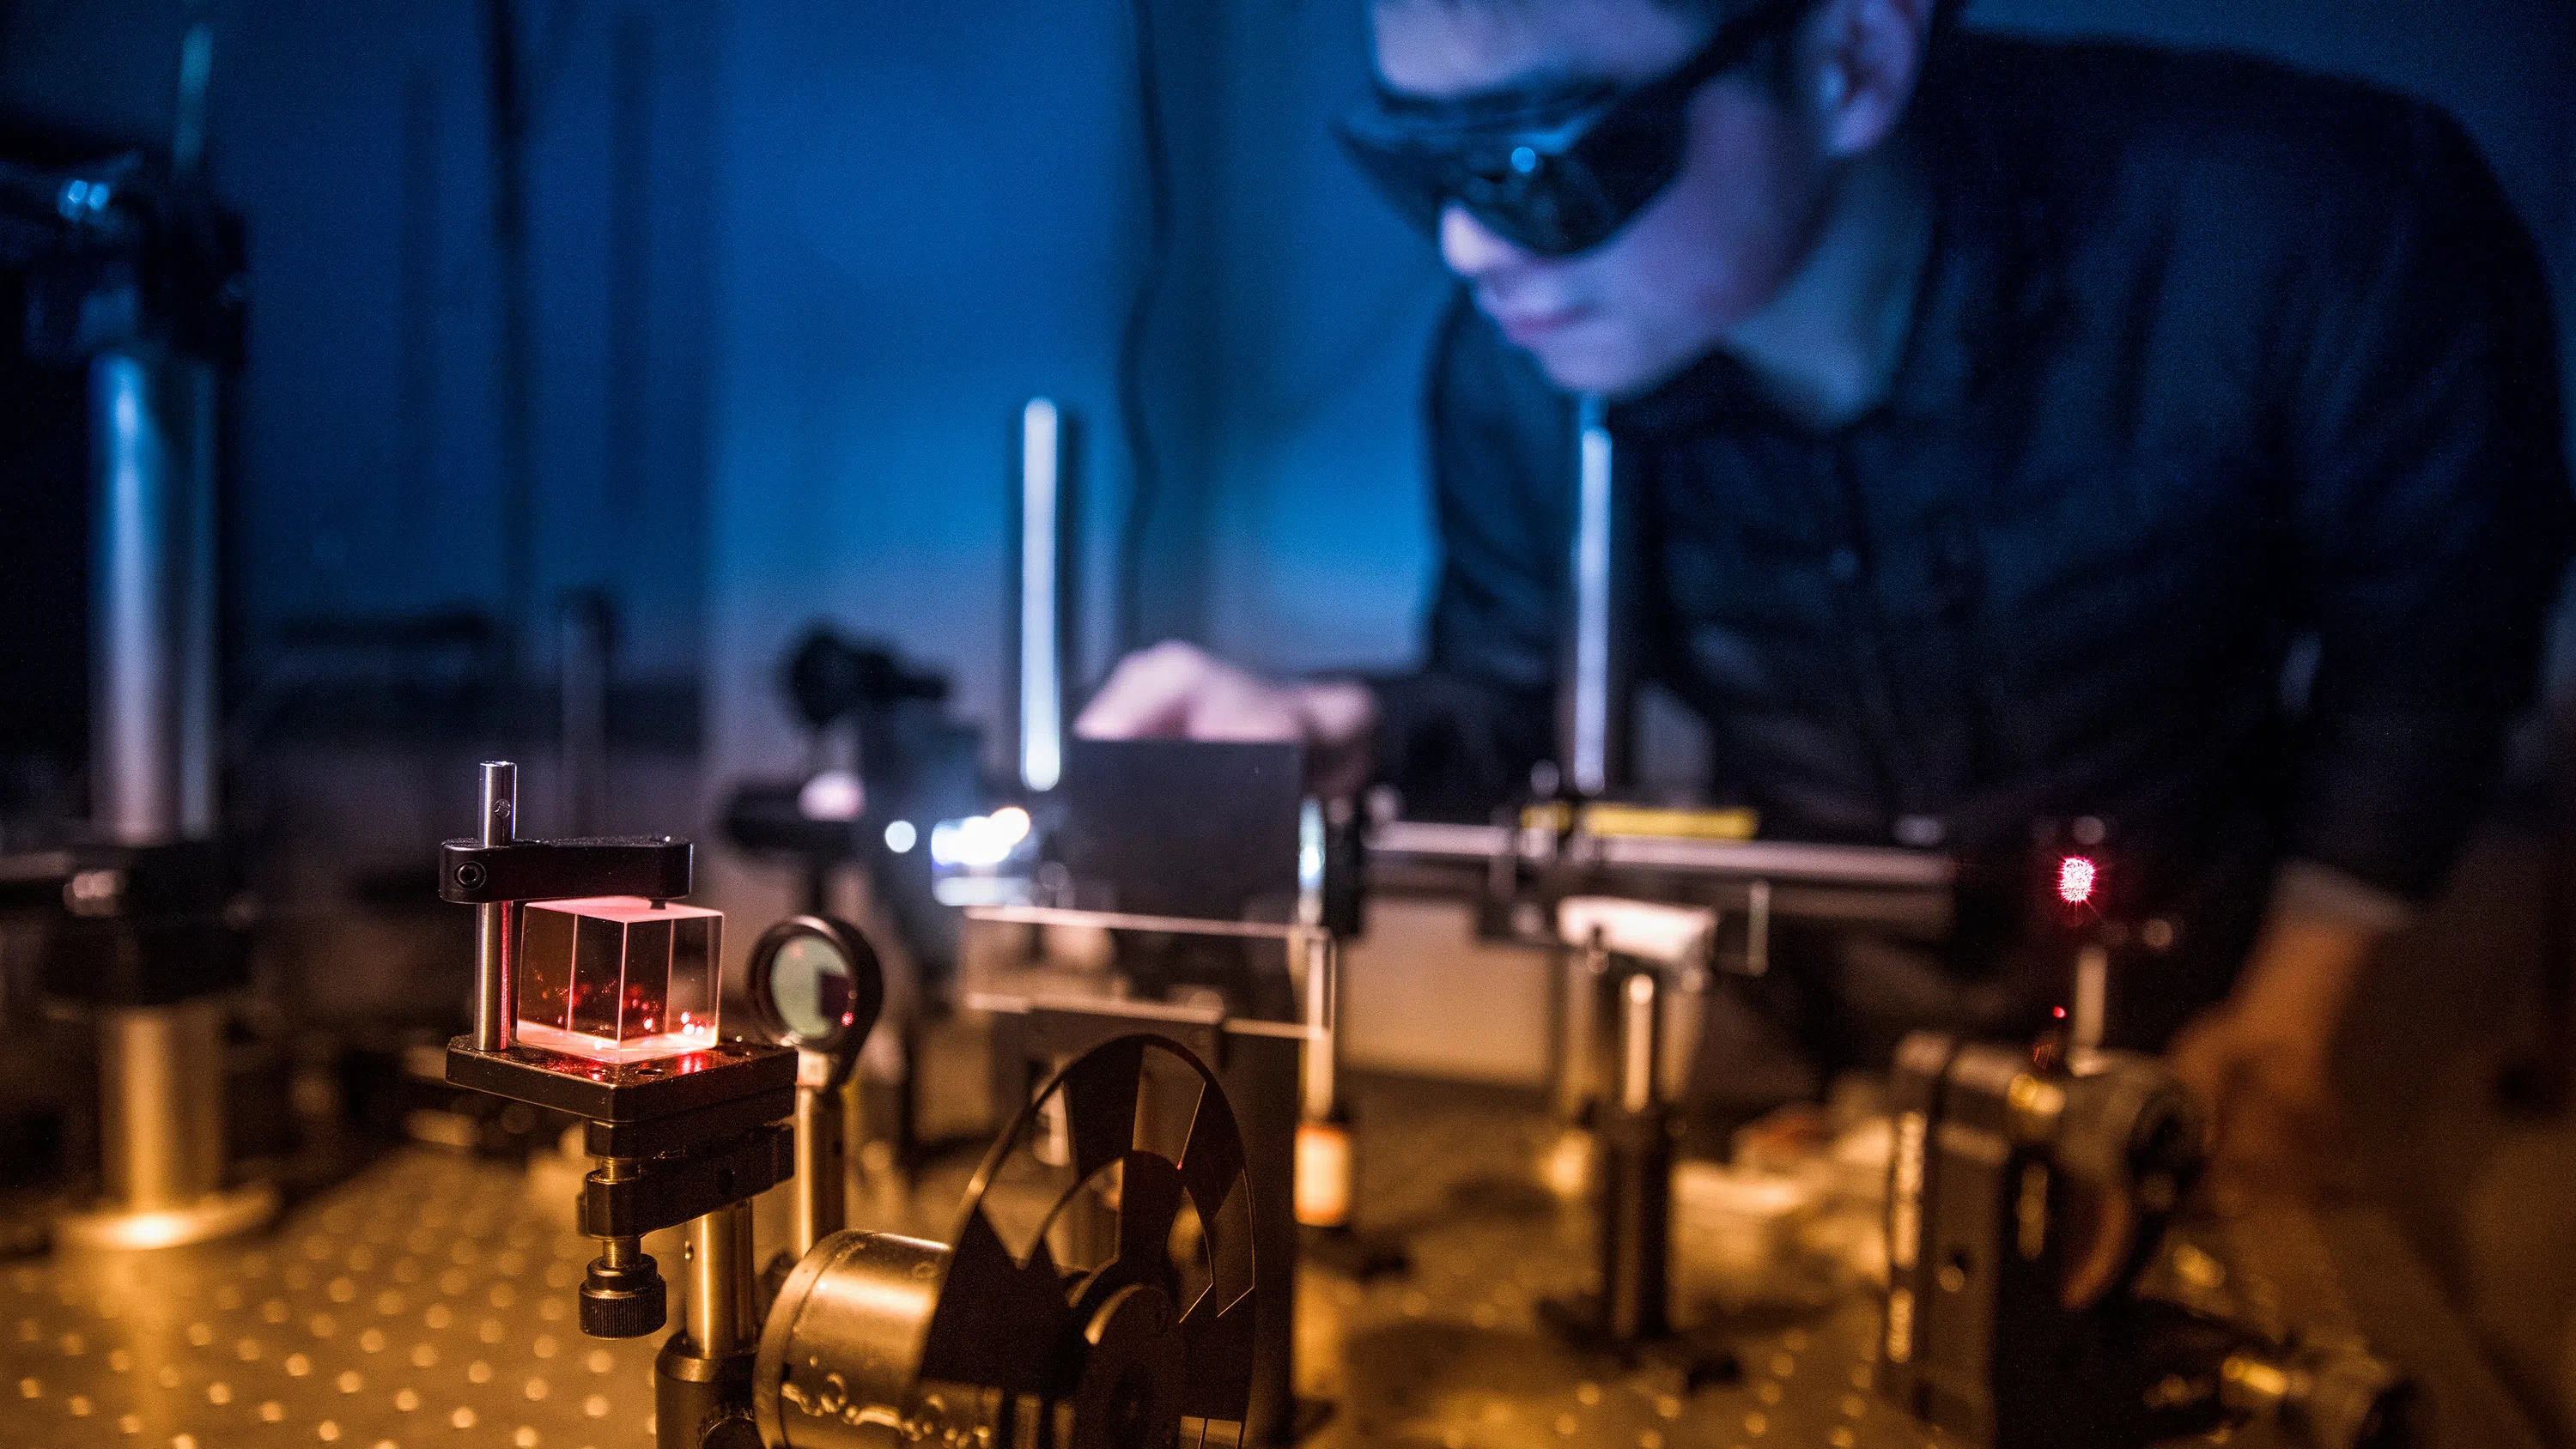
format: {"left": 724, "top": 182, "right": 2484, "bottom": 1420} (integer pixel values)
{"left": 1115, "top": 0, "right": 1175, "bottom": 657}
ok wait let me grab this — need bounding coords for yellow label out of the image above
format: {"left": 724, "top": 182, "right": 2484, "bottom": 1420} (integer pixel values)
{"left": 1567, "top": 803, "right": 1760, "bottom": 841}
{"left": 1520, "top": 801, "right": 1577, "bottom": 834}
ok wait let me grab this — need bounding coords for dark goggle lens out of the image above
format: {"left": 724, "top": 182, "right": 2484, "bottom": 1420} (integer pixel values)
{"left": 1334, "top": 122, "right": 1676, "bottom": 258}
{"left": 1335, "top": 0, "right": 1806, "bottom": 257}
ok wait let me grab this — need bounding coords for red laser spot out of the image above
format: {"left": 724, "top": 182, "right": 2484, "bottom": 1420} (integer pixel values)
{"left": 2057, "top": 855, "right": 2097, "bottom": 906}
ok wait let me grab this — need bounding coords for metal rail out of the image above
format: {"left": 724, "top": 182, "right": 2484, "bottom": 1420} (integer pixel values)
{"left": 1369, "top": 820, "right": 1956, "bottom": 890}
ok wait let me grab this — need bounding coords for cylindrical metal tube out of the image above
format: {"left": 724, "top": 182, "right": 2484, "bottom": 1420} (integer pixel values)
{"left": 755, "top": 1230, "right": 957, "bottom": 1449}
{"left": 2071, "top": 943, "right": 2110, "bottom": 1056}
{"left": 1018, "top": 397, "right": 1067, "bottom": 794}
{"left": 91, "top": 352, "right": 220, "bottom": 846}
{"left": 98, "top": 1001, "right": 226, "bottom": 1211}
{"left": 1551, "top": 941, "right": 1606, "bottom": 1124}
{"left": 790, "top": 1082, "right": 846, "bottom": 1259}
{"left": 1600, "top": 963, "right": 1673, "bottom": 1343}
{"left": 1597, "top": 1106, "right": 1674, "bottom": 1343}
{"left": 473, "top": 761, "right": 518, "bottom": 1052}
{"left": 1618, "top": 969, "right": 1660, "bottom": 1116}
{"left": 1298, "top": 931, "right": 1337, "bottom": 1122}
{"left": 685, "top": 1199, "right": 756, "bottom": 1357}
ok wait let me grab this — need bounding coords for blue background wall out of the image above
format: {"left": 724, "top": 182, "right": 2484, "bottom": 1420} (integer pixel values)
{"left": 19, "top": 0, "right": 2563, "bottom": 839}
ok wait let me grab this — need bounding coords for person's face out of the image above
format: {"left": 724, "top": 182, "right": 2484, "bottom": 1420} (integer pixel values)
{"left": 1370, "top": 0, "right": 1835, "bottom": 397}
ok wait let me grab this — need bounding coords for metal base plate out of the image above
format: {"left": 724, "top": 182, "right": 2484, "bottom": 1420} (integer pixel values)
{"left": 6, "top": 1155, "right": 660, "bottom": 1449}
{"left": 55, "top": 1183, "right": 281, "bottom": 1253}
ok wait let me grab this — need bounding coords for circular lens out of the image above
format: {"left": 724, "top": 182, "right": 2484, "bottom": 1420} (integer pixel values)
{"left": 769, "top": 933, "right": 856, "bottom": 1041}
{"left": 745, "top": 916, "right": 886, "bottom": 1089}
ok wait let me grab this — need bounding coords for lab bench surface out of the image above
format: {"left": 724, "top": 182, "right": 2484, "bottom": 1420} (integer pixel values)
{"left": 1, "top": 1076, "right": 2545, "bottom": 1449}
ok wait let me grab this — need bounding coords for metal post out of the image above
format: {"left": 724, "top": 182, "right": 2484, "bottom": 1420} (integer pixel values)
{"left": 474, "top": 762, "right": 519, "bottom": 1052}
{"left": 56, "top": 997, "right": 277, "bottom": 1249}
{"left": 1018, "top": 397, "right": 1068, "bottom": 794}
{"left": 97, "top": 1002, "right": 225, "bottom": 1213}
{"left": 1552, "top": 937, "right": 1606, "bottom": 1125}
{"left": 1297, "top": 933, "right": 1338, "bottom": 1124}
{"left": 64, "top": 349, "right": 271, "bottom": 1252}
{"left": 1600, "top": 964, "right": 1671, "bottom": 1343}
{"left": 1295, "top": 800, "right": 1338, "bottom": 1123}
{"left": 1563, "top": 395, "right": 1626, "bottom": 797}
{"left": 2071, "top": 943, "right": 2109, "bottom": 1057}
{"left": 790, "top": 1079, "right": 845, "bottom": 1259}
{"left": 91, "top": 350, "right": 217, "bottom": 846}
{"left": 684, "top": 1200, "right": 755, "bottom": 1356}
{"left": 1617, "top": 970, "right": 1659, "bottom": 1117}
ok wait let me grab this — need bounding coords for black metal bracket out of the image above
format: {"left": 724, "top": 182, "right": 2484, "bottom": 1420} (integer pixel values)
{"left": 8, "top": 840, "right": 249, "bottom": 1005}
{"left": 582, "top": 1086, "right": 797, "bottom": 1162}
{"left": 444, "top": 1038, "right": 795, "bottom": 1122}
{"left": 582, "top": 1123, "right": 796, "bottom": 1240}
{"left": 437, "top": 835, "right": 693, "bottom": 904}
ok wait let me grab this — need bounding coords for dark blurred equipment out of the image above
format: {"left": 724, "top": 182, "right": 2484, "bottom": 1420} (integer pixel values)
{"left": 974, "top": 922, "right": 1312, "bottom": 1444}
{"left": 1056, "top": 739, "right": 1306, "bottom": 922}
{"left": 721, "top": 627, "right": 984, "bottom": 978}
{"left": 720, "top": 628, "right": 985, "bottom": 1209}
{"left": 556, "top": 590, "right": 617, "bottom": 836}
{"left": 1534, "top": 900, "right": 1741, "bottom": 1388}
{"left": 760, "top": 1034, "right": 1259, "bottom": 1449}
{"left": 1881, "top": 1034, "right": 2413, "bottom": 1449}
{"left": 963, "top": 738, "right": 1373, "bottom": 1440}
{"left": 0, "top": 102, "right": 266, "bottom": 1246}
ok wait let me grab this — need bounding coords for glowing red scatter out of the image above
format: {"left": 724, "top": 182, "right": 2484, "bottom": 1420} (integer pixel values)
{"left": 2057, "top": 855, "right": 2097, "bottom": 906}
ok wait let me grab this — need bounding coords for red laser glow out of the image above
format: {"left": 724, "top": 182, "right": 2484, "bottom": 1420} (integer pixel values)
{"left": 2057, "top": 855, "right": 2098, "bottom": 906}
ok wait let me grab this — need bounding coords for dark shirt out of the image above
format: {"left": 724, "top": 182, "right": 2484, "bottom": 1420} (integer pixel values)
{"left": 1372, "top": 33, "right": 2573, "bottom": 1046}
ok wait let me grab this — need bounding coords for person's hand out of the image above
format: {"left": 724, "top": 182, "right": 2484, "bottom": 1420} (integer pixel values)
{"left": 2166, "top": 1001, "right": 2346, "bottom": 1203}
{"left": 1074, "top": 640, "right": 1377, "bottom": 797}
{"left": 2164, "top": 913, "right": 2373, "bottom": 1203}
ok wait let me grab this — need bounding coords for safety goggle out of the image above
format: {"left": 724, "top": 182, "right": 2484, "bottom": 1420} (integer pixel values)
{"left": 1334, "top": 0, "right": 1816, "bottom": 258}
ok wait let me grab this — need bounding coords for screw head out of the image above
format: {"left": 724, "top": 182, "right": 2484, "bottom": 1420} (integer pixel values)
{"left": 455, "top": 862, "right": 488, "bottom": 889}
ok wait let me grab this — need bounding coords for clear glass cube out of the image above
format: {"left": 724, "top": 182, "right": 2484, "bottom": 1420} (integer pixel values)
{"left": 516, "top": 896, "right": 723, "bottom": 1062}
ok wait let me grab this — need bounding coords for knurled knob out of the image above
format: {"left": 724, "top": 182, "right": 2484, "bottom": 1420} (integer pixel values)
{"left": 580, "top": 1251, "right": 667, "bottom": 1338}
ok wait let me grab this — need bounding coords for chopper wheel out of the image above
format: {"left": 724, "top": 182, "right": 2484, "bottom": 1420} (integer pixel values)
{"left": 754, "top": 1032, "right": 1259, "bottom": 1448}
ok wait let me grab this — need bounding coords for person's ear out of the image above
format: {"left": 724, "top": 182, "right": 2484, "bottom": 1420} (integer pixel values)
{"left": 1806, "top": 0, "right": 1933, "bottom": 158}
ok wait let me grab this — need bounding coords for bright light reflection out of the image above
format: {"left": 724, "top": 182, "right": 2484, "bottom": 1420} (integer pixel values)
{"left": 929, "top": 811, "right": 1031, "bottom": 869}
{"left": 884, "top": 820, "right": 917, "bottom": 854}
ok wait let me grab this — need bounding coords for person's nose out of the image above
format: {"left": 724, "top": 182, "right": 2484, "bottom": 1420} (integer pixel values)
{"left": 1439, "top": 203, "right": 1536, "bottom": 284}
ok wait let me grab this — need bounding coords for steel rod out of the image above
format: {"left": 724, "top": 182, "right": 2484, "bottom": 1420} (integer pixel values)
{"left": 473, "top": 761, "right": 518, "bottom": 1052}
{"left": 685, "top": 1200, "right": 754, "bottom": 1356}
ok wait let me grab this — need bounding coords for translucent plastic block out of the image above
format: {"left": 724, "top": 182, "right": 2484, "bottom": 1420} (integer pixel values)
{"left": 516, "top": 896, "right": 722, "bottom": 1062}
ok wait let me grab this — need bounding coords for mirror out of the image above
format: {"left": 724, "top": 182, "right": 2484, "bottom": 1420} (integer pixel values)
{"left": 745, "top": 915, "right": 886, "bottom": 1088}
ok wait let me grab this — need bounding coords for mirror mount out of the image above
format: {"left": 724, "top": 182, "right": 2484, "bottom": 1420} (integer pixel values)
{"left": 744, "top": 913, "right": 887, "bottom": 1258}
